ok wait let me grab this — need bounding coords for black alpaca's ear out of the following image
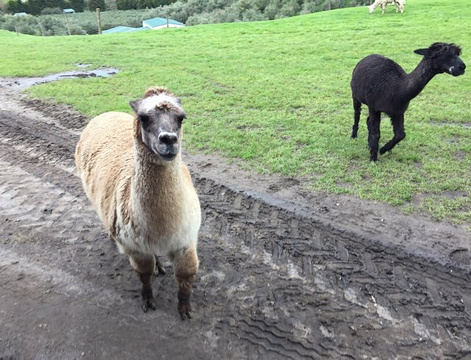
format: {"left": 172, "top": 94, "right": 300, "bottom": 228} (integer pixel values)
{"left": 414, "top": 48, "right": 428, "bottom": 56}
{"left": 129, "top": 99, "right": 141, "bottom": 113}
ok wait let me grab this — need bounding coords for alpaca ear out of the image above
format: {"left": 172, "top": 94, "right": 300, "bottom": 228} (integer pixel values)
{"left": 129, "top": 99, "right": 141, "bottom": 113}
{"left": 414, "top": 48, "right": 428, "bottom": 56}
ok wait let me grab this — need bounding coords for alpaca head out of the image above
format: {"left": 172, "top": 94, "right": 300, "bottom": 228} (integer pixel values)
{"left": 130, "top": 87, "right": 186, "bottom": 162}
{"left": 414, "top": 43, "right": 466, "bottom": 76}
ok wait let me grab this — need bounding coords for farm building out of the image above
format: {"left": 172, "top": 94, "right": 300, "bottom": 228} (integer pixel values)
{"left": 103, "top": 17, "right": 184, "bottom": 34}
{"left": 142, "top": 17, "right": 184, "bottom": 29}
{"left": 102, "top": 26, "right": 148, "bottom": 34}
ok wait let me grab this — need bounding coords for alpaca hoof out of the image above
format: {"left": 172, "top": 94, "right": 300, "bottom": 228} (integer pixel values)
{"left": 141, "top": 287, "right": 156, "bottom": 312}
{"left": 179, "top": 309, "right": 192, "bottom": 321}
{"left": 178, "top": 303, "right": 193, "bottom": 320}
{"left": 142, "top": 297, "right": 156, "bottom": 313}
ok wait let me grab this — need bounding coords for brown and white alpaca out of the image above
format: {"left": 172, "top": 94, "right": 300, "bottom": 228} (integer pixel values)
{"left": 75, "top": 86, "right": 201, "bottom": 319}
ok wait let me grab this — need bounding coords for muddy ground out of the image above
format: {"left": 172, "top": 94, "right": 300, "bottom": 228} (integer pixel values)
{"left": 0, "top": 75, "right": 470, "bottom": 360}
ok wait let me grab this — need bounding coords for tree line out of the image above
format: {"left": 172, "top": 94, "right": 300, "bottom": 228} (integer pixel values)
{"left": 0, "top": 0, "right": 370, "bottom": 36}
{"left": 7, "top": 0, "right": 85, "bottom": 15}
{"left": 4, "top": 0, "right": 369, "bottom": 17}
{"left": 151, "top": 0, "right": 370, "bottom": 25}
{"left": 4, "top": 0, "right": 174, "bottom": 14}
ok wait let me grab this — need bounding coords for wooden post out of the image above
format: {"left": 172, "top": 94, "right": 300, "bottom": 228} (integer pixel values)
{"left": 96, "top": 8, "right": 102, "bottom": 34}
{"left": 65, "top": 13, "right": 71, "bottom": 36}
{"left": 166, "top": 15, "right": 169, "bottom": 28}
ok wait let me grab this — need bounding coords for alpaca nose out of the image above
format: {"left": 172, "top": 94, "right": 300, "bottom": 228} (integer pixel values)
{"left": 159, "top": 132, "right": 178, "bottom": 145}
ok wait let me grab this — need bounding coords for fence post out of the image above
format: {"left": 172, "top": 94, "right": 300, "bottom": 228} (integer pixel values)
{"left": 96, "top": 8, "right": 102, "bottom": 34}
{"left": 65, "top": 13, "right": 71, "bottom": 35}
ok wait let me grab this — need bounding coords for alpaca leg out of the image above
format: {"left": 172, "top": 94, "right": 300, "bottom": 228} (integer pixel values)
{"left": 170, "top": 246, "right": 198, "bottom": 320}
{"left": 380, "top": 114, "right": 405, "bottom": 154}
{"left": 351, "top": 99, "right": 362, "bottom": 138}
{"left": 129, "top": 253, "right": 156, "bottom": 312}
{"left": 367, "top": 110, "right": 381, "bottom": 161}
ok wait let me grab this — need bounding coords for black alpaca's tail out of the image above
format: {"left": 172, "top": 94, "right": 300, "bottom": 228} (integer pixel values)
{"left": 351, "top": 99, "right": 361, "bottom": 138}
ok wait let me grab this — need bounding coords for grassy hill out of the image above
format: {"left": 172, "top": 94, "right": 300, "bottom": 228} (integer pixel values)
{"left": 0, "top": 0, "right": 470, "bottom": 225}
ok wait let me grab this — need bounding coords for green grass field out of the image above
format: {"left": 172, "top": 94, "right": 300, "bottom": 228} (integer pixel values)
{"left": 1, "top": 0, "right": 470, "bottom": 225}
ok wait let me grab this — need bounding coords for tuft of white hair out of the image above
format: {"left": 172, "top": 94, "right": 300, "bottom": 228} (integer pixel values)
{"left": 140, "top": 93, "right": 182, "bottom": 113}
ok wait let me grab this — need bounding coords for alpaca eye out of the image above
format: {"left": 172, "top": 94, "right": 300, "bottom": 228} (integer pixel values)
{"left": 139, "top": 115, "right": 150, "bottom": 123}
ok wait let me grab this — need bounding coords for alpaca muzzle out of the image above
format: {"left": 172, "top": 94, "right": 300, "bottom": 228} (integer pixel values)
{"left": 155, "top": 132, "right": 179, "bottom": 161}
{"left": 449, "top": 63, "right": 466, "bottom": 76}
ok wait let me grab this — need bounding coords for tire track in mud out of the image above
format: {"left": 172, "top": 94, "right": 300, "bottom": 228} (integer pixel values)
{"left": 197, "top": 178, "right": 471, "bottom": 359}
{"left": 0, "top": 96, "right": 470, "bottom": 359}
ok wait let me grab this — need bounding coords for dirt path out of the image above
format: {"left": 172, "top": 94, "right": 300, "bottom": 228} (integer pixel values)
{"left": 0, "top": 77, "right": 470, "bottom": 360}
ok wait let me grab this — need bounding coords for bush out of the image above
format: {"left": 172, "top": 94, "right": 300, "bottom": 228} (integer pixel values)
{"left": 17, "top": 23, "right": 39, "bottom": 34}
{"left": 242, "top": 8, "right": 264, "bottom": 21}
{"left": 41, "top": 7, "right": 62, "bottom": 15}
{"left": 277, "top": 0, "right": 301, "bottom": 18}
{"left": 81, "top": 19, "right": 99, "bottom": 33}
{"left": 89, "top": 0, "right": 107, "bottom": 11}
{"left": 2, "top": 14, "right": 41, "bottom": 34}
{"left": 69, "top": 23, "right": 87, "bottom": 34}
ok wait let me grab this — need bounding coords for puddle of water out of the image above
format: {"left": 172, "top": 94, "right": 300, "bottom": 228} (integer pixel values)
{"left": 0, "top": 67, "right": 119, "bottom": 92}
{"left": 429, "top": 119, "right": 471, "bottom": 129}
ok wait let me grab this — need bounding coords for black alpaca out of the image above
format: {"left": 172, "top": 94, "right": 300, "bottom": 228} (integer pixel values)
{"left": 351, "top": 42, "right": 466, "bottom": 161}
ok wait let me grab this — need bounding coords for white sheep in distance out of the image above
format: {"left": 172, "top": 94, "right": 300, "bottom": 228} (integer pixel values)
{"left": 75, "top": 86, "right": 201, "bottom": 319}
{"left": 369, "top": 0, "right": 405, "bottom": 14}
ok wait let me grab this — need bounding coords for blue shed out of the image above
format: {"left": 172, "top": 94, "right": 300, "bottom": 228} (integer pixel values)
{"left": 142, "top": 17, "right": 184, "bottom": 29}
{"left": 102, "top": 26, "right": 148, "bottom": 34}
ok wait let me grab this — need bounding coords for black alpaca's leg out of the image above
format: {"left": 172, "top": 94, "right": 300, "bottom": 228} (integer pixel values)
{"left": 367, "top": 110, "right": 381, "bottom": 161}
{"left": 380, "top": 114, "right": 405, "bottom": 154}
{"left": 351, "top": 99, "right": 362, "bottom": 138}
